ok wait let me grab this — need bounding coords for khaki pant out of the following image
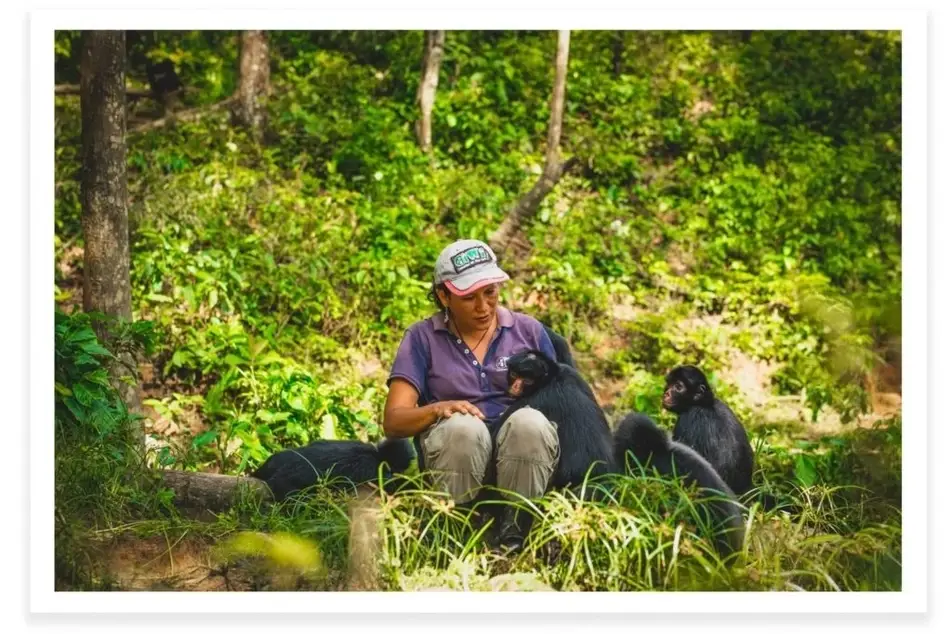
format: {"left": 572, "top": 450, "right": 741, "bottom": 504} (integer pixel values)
{"left": 419, "top": 407, "right": 560, "bottom": 504}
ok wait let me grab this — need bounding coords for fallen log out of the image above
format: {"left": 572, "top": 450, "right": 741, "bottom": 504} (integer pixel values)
{"left": 158, "top": 470, "right": 273, "bottom": 517}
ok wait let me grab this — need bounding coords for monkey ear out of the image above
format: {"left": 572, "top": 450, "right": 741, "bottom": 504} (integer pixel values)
{"left": 693, "top": 383, "right": 708, "bottom": 401}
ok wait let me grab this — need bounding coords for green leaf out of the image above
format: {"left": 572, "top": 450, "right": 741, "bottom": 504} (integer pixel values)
{"left": 286, "top": 421, "right": 306, "bottom": 441}
{"left": 170, "top": 349, "right": 193, "bottom": 369}
{"left": 148, "top": 293, "right": 174, "bottom": 303}
{"left": 63, "top": 396, "right": 86, "bottom": 422}
{"left": 224, "top": 354, "right": 246, "bottom": 367}
{"left": 158, "top": 447, "right": 176, "bottom": 467}
{"left": 255, "top": 352, "right": 285, "bottom": 366}
{"left": 447, "top": 113, "right": 457, "bottom": 128}
{"left": 83, "top": 368, "right": 112, "bottom": 388}
{"left": 80, "top": 341, "right": 112, "bottom": 358}
{"left": 257, "top": 409, "right": 291, "bottom": 424}
{"left": 67, "top": 328, "right": 98, "bottom": 345}
{"left": 74, "top": 353, "right": 98, "bottom": 367}
{"left": 208, "top": 289, "right": 219, "bottom": 309}
{"left": 192, "top": 430, "right": 218, "bottom": 448}
{"left": 73, "top": 382, "right": 95, "bottom": 406}
{"left": 794, "top": 454, "right": 818, "bottom": 487}
{"left": 182, "top": 286, "right": 196, "bottom": 308}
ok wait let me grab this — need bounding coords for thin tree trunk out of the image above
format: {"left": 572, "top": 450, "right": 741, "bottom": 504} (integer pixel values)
{"left": 489, "top": 30, "right": 571, "bottom": 258}
{"left": 612, "top": 31, "right": 624, "bottom": 77}
{"left": 80, "top": 30, "right": 143, "bottom": 441}
{"left": 416, "top": 30, "right": 446, "bottom": 153}
{"left": 235, "top": 30, "right": 270, "bottom": 142}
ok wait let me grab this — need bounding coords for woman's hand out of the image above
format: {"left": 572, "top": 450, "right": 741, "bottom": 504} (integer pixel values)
{"left": 384, "top": 380, "right": 484, "bottom": 438}
{"left": 430, "top": 400, "right": 486, "bottom": 421}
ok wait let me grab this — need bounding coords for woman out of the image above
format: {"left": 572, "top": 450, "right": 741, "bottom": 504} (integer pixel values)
{"left": 383, "top": 239, "right": 561, "bottom": 518}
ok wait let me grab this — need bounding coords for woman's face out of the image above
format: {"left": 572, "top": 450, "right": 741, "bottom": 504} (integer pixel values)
{"left": 440, "top": 284, "right": 500, "bottom": 331}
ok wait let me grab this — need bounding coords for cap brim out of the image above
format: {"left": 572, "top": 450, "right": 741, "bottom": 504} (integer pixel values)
{"left": 444, "top": 266, "right": 510, "bottom": 295}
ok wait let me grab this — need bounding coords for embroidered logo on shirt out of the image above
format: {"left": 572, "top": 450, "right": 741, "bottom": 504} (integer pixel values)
{"left": 496, "top": 356, "right": 509, "bottom": 370}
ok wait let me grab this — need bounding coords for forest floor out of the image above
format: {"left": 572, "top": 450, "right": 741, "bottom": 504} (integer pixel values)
{"left": 96, "top": 352, "right": 902, "bottom": 592}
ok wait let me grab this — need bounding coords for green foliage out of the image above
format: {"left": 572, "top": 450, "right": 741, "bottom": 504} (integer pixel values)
{"left": 55, "top": 310, "right": 156, "bottom": 442}
{"left": 54, "top": 310, "right": 157, "bottom": 588}
{"left": 53, "top": 29, "right": 902, "bottom": 591}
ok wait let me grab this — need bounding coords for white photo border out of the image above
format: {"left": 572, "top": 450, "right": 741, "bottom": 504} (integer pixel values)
{"left": 31, "top": 6, "right": 927, "bottom": 615}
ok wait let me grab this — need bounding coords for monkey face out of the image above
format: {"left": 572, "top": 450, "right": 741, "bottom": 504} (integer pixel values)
{"left": 663, "top": 366, "right": 713, "bottom": 412}
{"left": 508, "top": 374, "right": 533, "bottom": 397}
{"left": 662, "top": 379, "right": 687, "bottom": 411}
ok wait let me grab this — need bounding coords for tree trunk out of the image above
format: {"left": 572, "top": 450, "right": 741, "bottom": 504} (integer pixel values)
{"left": 235, "top": 30, "right": 270, "bottom": 142}
{"left": 79, "top": 30, "right": 143, "bottom": 441}
{"left": 489, "top": 30, "right": 571, "bottom": 259}
{"left": 415, "top": 30, "right": 446, "bottom": 153}
{"left": 346, "top": 487, "right": 384, "bottom": 590}
{"left": 612, "top": 31, "right": 625, "bottom": 77}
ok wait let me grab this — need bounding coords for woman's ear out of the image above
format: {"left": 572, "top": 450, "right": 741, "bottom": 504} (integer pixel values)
{"left": 436, "top": 287, "right": 450, "bottom": 308}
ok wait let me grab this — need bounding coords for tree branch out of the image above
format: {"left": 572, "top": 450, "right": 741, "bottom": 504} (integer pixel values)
{"left": 57, "top": 83, "right": 153, "bottom": 99}
{"left": 128, "top": 96, "right": 237, "bottom": 135}
{"left": 489, "top": 30, "right": 573, "bottom": 259}
{"left": 489, "top": 156, "right": 578, "bottom": 257}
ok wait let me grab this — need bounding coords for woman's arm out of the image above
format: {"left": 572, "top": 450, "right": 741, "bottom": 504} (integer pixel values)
{"left": 383, "top": 378, "right": 485, "bottom": 439}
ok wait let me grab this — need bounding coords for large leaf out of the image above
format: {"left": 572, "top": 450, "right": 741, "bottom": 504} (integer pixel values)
{"left": 794, "top": 454, "right": 818, "bottom": 487}
{"left": 192, "top": 430, "right": 218, "bottom": 448}
{"left": 80, "top": 341, "right": 112, "bottom": 358}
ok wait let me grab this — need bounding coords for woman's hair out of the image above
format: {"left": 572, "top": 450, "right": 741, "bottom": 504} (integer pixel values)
{"left": 429, "top": 282, "right": 448, "bottom": 311}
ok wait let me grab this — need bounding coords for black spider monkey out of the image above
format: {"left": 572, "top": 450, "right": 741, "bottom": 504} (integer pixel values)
{"left": 663, "top": 365, "right": 755, "bottom": 497}
{"left": 612, "top": 412, "right": 747, "bottom": 555}
{"left": 252, "top": 438, "right": 414, "bottom": 502}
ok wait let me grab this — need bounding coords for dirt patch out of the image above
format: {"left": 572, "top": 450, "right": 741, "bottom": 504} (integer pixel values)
{"left": 721, "top": 349, "right": 780, "bottom": 410}
{"left": 102, "top": 534, "right": 232, "bottom": 591}
{"left": 592, "top": 376, "right": 630, "bottom": 411}
{"left": 55, "top": 242, "right": 85, "bottom": 311}
{"left": 98, "top": 532, "right": 351, "bottom": 591}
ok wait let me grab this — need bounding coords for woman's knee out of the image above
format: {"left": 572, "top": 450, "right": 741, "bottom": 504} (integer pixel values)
{"left": 423, "top": 412, "right": 491, "bottom": 466}
{"left": 421, "top": 413, "right": 492, "bottom": 503}
{"left": 438, "top": 413, "right": 491, "bottom": 452}
{"left": 497, "top": 407, "right": 560, "bottom": 461}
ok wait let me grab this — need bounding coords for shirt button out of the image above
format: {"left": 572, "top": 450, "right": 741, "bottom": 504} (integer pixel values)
{"left": 464, "top": 349, "right": 470, "bottom": 354}
{"left": 457, "top": 339, "right": 462, "bottom": 344}
{"left": 480, "top": 372, "right": 486, "bottom": 377}
{"left": 472, "top": 361, "right": 478, "bottom": 366}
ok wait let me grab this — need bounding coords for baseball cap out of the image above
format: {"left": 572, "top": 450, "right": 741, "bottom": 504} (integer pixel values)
{"left": 433, "top": 239, "right": 510, "bottom": 295}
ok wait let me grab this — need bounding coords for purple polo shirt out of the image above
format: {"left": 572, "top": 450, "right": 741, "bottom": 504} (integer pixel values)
{"left": 387, "top": 307, "right": 557, "bottom": 426}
